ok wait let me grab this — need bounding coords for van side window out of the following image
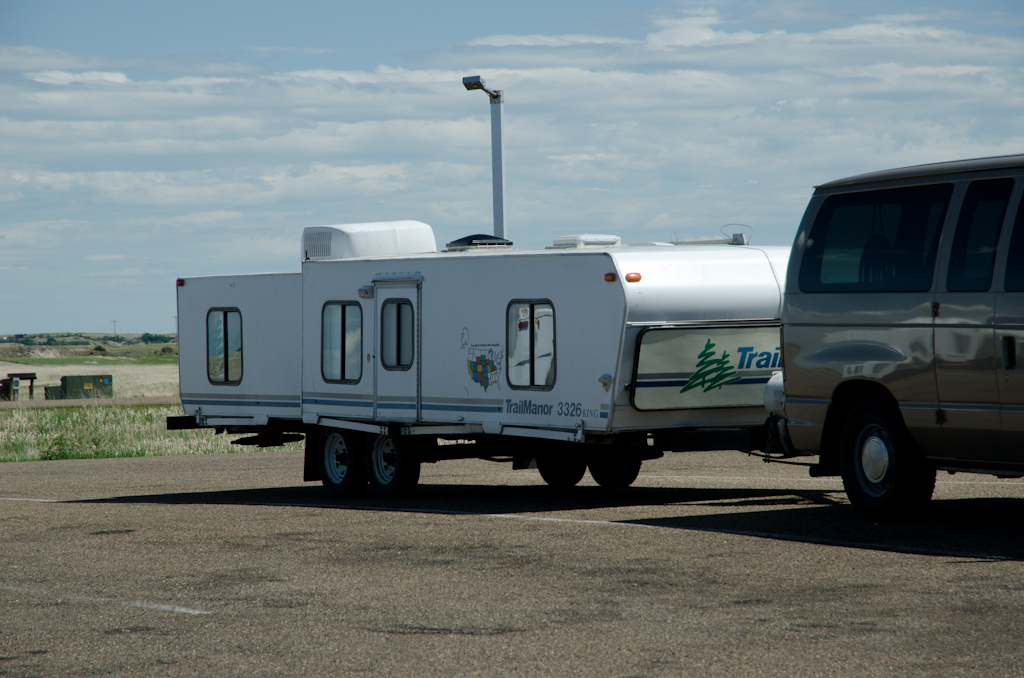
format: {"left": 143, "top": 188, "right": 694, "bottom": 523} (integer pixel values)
{"left": 207, "top": 309, "right": 242, "bottom": 384}
{"left": 322, "top": 302, "right": 362, "bottom": 382}
{"left": 507, "top": 301, "right": 555, "bottom": 389}
{"left": 799, "top": 183, "right": 953, "bottom": 292}
{"left": 381, "top": 300, "right": 414, "bottom": 369}
{"left": 947, "top": 178, "right": 1014, "bottom": 292}
{"left": 1006, "top": 197, "right": 1024, "bottom": 292}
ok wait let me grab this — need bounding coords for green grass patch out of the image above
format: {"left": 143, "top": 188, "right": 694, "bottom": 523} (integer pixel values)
{"left": 2, "top": 355, "right": 179, "bottom": 366}
{"left": 0, "top": 405, "right": 303, "bottom": 462}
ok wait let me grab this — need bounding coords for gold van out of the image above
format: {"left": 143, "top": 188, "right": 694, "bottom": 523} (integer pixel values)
{"left": 771, "top": 154, "right": 1024, "bottom": 517}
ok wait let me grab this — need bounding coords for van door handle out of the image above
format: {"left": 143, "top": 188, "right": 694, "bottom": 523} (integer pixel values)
{"left": 1002, "top": 336, "right": 1017, "bottom": 371}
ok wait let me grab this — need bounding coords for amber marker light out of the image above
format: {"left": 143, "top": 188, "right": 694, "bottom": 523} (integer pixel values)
{"left": 604, "top": 273, "right": 617, "bottom": 282}
{"left": 625, "top": 272, "right": 642, "bottom": 282}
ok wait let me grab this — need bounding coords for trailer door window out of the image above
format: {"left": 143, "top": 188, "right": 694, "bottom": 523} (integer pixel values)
{"left": 207, "top": 309, "right": 242, "bottom": 384}
{"left": 507, "top": 301, "right": 555, "bottom": 389}
{"left": 381, "top": 300, "right": 414, "bottom": 369}
{"left": 322, "top": 302, "right": 362, "bottom": 382}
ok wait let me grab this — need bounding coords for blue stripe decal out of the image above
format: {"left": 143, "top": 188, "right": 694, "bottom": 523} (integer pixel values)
{"left": 635, "top": 377, "right": 771, "bottom": 388}
{"left": 377, "top": 402, "right": 417, "bottom": 410}
{"left": 422, "top": 403, "right": 503, "bottom": 413}
{"left": 181, "top": 399, "right": 300, "bottom": 408}
{"left": 303, "top": 398, "right": 373, "bottom": 408}
{"left": 600, "top": 412, "right": 609, "bottom": 419}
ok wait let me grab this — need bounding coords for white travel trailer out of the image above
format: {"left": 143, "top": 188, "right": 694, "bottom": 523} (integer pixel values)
{"left": 170, "top": 221, "right": 790, "bottom": 497}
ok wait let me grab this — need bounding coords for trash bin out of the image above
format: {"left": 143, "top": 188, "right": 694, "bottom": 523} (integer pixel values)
{"left": 61, "top": 375, "right": 113, "bottom": 399}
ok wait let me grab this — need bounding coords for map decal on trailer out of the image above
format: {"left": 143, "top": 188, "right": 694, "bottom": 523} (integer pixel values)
{"left": 632, "top": 326, "right": 779, "bottom": 411}
{"left": 461, "top": 328, "right": 503, "bottom": 392}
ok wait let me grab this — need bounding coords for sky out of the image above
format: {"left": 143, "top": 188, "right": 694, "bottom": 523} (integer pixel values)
{"left": 1, "top": 0, "right": 1023, "bottom": 334}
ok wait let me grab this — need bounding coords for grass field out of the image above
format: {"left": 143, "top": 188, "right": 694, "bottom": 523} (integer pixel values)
{"left": 2, "top": 355, "right": 178, "bottom": 366}
{"left": 0, "top": 404, "right": 304, "bottom": 463}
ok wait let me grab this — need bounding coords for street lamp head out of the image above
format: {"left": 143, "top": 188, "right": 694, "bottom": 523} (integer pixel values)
{"left": 463, "top": 75, "right": 486, "bottom": 91}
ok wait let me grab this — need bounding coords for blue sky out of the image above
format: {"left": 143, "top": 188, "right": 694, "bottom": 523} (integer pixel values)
{"left": 2, "top": 0, "right": 1023, "bottom": 334}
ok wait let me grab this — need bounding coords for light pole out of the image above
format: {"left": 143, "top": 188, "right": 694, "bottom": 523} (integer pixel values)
{"left": 462, "top": 75, "right": 506, "bottom": 240}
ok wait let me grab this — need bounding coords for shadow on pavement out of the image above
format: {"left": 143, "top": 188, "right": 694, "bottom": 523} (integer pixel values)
{"left": 78, "top": 481, "right": 1024, "bottom": 561}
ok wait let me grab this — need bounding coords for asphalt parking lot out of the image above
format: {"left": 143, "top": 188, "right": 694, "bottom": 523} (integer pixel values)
{"left": 3, "top": 448, "right": 1024, "bottom": 677}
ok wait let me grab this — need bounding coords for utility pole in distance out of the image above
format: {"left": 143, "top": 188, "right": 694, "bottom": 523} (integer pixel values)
{"left": 463, "top": 75, "right": 506, "bottom": 240}
{"left": 111, "top": 320, "right": 118, "bottom": 341}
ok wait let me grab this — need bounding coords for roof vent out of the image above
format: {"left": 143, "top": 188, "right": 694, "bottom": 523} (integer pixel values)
{"left": 548, "top": 234, "right": 621, "bottom": 249}
{"left": 444, "top": 233, "right": 513, "bottom": 252}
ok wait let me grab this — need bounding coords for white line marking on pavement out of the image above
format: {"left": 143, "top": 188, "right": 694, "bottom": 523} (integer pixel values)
{"left": 0, "top": 497, "right": 63, "bottom": 502}
{"left": 0, "top": 584, "right": 211, "bottom": 615}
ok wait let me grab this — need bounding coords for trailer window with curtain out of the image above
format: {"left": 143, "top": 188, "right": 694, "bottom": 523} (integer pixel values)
{"left": 322, "top": 302, "right": 363, "bottom": 382}
{"left": 507, "top": 300, "right": 555, "bottom": 389}
{"left": 207, "top": 308, "right": 242, "bottom": 384}
{"left": 381, "top": 300, "right": 414, "bottom": 369}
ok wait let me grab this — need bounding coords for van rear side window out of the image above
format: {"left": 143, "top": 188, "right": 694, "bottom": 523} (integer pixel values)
{"left": 946, "top": 178, "right": 1014, "bottom": 292}
{"left": 207, "top": 309, "right": 242, "bottom": 384}
{"left": 1006, "top": 198, "right": 1024, "bottom": 292}
{"left": 799, "top": 183, "right": 953, "bottom": 292}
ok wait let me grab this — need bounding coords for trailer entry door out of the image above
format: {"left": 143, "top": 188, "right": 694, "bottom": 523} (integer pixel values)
{"left": 373, "top": 278, "right": 421, "bottom": 422}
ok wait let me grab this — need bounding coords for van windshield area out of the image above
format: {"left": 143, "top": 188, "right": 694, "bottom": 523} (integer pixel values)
{"left": 799, "top": 183, "right": 953, "bottom": 292}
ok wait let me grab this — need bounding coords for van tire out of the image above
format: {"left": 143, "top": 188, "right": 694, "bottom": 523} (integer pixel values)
{"left": 318, "top": 430, "right": 366, "bottom": 498}
{"left": 365, "top": 434, "right": 421, "bottom": 497}
{"left": 536, "top": 449, "right": 587, "bottom": 487}
{"left": 587, "top": 454, "right": 642, "bottom": 488}
{"left": 840, "top": 400, "right": 935, "bottom": 518}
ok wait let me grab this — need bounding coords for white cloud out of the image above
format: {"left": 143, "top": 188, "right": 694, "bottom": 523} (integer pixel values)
{"left": 25, "top": 70, "right": 131, "bottom": 85}
{"left": 466, "top": 34, "right": 636, "bottom": 47}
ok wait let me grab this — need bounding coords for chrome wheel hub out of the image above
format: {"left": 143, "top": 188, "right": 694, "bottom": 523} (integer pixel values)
{"left": 860, "top": 434, "right": 890, "bottom": 485}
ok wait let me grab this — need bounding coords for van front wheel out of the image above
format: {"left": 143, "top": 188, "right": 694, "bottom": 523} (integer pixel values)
{"left": 840, "top": 400, "right": 935, "bottom": 518}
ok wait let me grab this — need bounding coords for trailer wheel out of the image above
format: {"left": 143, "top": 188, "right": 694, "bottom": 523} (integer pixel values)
{"left": 536, "top": 448, "right": 587, "bottom": 487}
{"left": 365, "top": 434, "right": 421, "bottom": 497}
{"left": 587, "top": 454, "right": 642, "bottom": 488}
{"left": 318, "top": 431, "right": 366, "bottom": 498}
{"left": 840, "top": 400, "right": 935, "bottom": 519}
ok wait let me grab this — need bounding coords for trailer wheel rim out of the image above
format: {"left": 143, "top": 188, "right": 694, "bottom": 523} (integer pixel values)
{"left": 322, "top": 433, "right": 350, "bottom": 484}
{"left": 371, "top": 436, "right": 397, "bottom": 485}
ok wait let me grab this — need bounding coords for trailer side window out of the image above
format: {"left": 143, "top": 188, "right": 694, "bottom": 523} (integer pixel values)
{"left": 799, "top": 183, "right": 953, "bottom": 292}
{"left": 207, "top": 309, "right": 242, "bottom": 384}
{"left": 322, "top": 302, "right": 362, "bottom": 382}
{"left": 507, "top": 301, "right": 555, "bottom": 389}
{"left": 381, "top": 300, "right": 414, "bottom": 369}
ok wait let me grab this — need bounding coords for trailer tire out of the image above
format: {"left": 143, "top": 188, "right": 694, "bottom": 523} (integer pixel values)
{"left": 587, "top": 454, "right": 642, "bottom": 488}
{"left": 365, "top": 434, "right": 421, "bottom": 497}
{"left": 536, "top": 448, "right": 587, "bottom": 487}
{"left": 318, "top": 430, "right": 366, "bottom": 498}
{"left": 840, "top": 400, "right": 935, "bottom": 519}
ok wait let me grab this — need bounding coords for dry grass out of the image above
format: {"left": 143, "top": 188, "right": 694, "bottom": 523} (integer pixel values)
{"left": 0, "top": 405, "right": 304, "bottom": 462}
